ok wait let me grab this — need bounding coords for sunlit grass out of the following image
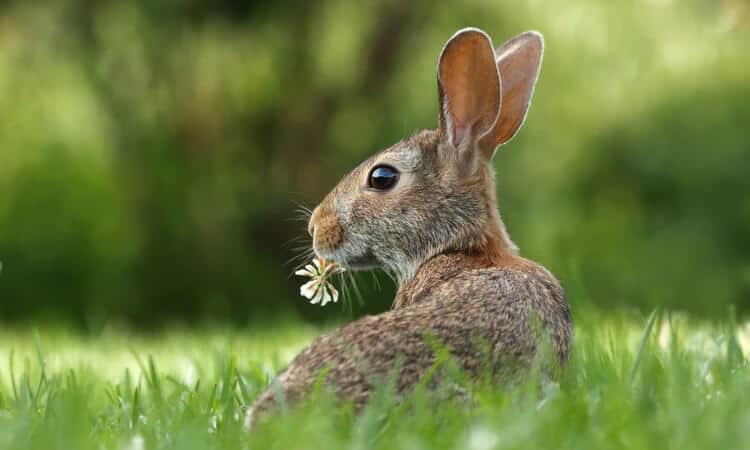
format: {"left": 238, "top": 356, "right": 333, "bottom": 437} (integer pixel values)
{"left": 1, "top": 311, "right": 749, "bottom": 450}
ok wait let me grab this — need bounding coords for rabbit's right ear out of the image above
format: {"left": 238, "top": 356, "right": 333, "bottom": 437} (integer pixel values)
{"left": 437, "top": 28, "right": 502, "bottom": 157}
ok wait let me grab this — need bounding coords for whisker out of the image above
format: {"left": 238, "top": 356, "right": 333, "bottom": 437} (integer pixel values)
{"left": 292, "top": 202, "right": 313, "bottom": 219}
{"left": 285, "top": 252, "right": 311, "bottom": 269}
{"left": 286, "top": 215, "right": 312, "bottom": 226}
{"left": 347, "top": 272, "right": 365, "bottom": 307}
{"left": 380, "top": 267, "right": 397, "bottom": 285}
{"left": 291, "top": 248, "right": 315, "bottom": 265}
{"left": 282, "top": 235, "right": 310, "bottom": 248}
{"left": 287, "top": 246, "right": 314, "bottom": 257}
{"left": 336, "top": 272, "right": 353, "bottom": 314}
{"left": 284, "top": 216, "right": 310, "bottom": 224}
{"left": 284, "top": 241, "right": 313, "bottom": 255}
{"left": 370, "top": 271, "right": 381, "bottom": 291}
{"left": 291, "top": 200, "right": 313, "bottom": 212}
{"left": 285, "top": 244, "right": 313, "bottom": 256}
{"left": 280, "top": 201, "right": 314, "bottom": 228}
{"left": 295, "top": 206, "right": 313, "bottom": 217}
{"left": 285, "top": 249, "right": 316, "bottom": 277}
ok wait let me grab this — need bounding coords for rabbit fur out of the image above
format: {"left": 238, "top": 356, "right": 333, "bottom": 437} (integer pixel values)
{"left": 246, "top": 28, "right": 571, "bottom": 427}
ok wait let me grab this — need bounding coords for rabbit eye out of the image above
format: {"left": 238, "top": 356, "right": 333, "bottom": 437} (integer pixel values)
{"left": 368, "top": 165, "right": 399, "bottom": 191}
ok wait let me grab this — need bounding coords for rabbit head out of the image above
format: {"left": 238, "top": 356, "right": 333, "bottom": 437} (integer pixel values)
{"left": 308, "top": 29, "right": 543, "bottom": 283}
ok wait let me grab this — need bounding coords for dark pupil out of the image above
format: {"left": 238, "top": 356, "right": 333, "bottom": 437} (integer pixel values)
{"left": 370, "top": 166, "right": 398, "bottom": 190}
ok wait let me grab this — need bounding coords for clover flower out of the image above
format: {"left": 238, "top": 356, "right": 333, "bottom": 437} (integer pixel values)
{"left": 295, "top": 257, "right": 345, "bottom": 306}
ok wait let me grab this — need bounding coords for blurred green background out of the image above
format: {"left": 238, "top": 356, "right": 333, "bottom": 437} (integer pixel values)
{"left": 0, "top": 0, "right": 747, "bottom": 328}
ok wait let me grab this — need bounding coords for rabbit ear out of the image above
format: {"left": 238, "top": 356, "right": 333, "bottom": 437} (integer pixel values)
{"left": 481, "top": 31, "right": 543, "bottom": 154}
{"left": 437, "top": 28, "right": 502, "bottom": 155}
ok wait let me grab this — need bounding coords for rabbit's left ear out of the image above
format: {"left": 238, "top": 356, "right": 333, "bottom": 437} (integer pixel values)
{"left": 480, "top": 31, "right": 543, "bottom": 156}
{"left": 437, "top": 28, "right": 502, "bottom": 156}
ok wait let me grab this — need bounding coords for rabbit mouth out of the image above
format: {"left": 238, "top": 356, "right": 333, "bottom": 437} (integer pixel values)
{"left": 319, "top": 247, "right": 378, "bottom": 271}
{"left": 344, "top": 249, "right": 379, "bottom": 270}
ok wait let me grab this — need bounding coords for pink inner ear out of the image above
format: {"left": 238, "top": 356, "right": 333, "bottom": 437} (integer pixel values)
{"left": 491, "top": 32, "right": 543, "bottom": 147}
{"left": 438, "top": 29, "right": 501, "bottom": 151}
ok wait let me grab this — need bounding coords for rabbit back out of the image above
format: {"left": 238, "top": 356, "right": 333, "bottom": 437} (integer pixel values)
{"left": 249, "top": 256, "right": 570, "bottom": 420}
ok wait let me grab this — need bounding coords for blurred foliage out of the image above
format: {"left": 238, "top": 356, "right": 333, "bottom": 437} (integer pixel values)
{"left": 0, "top": 0, "right": 748, "bottom": 326}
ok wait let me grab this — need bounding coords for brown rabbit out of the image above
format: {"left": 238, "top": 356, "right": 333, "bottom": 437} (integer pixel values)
{"left": 246, "top": 28, "right": 571, "bottom": 427}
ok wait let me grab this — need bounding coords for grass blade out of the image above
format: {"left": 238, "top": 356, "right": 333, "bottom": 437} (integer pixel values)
{"left": 630, "top": 308, "right": 661, "bottom": 383}
{"left": 9, "top": 350, "right": 18, "bottom": 402}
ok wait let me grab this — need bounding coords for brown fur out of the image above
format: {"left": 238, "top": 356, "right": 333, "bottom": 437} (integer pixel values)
{"left": 245, "top": 28, "right": 571, "bottom": 428}
{"left": 309, "top": 202, "right": 342, "bottom": 254}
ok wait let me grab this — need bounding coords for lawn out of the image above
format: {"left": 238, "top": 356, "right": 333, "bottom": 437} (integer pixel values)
{"left": 1, "top": 311, "right": 748, "bottom": 450}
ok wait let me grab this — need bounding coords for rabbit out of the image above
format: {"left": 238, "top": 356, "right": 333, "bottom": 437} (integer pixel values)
{"left": 245, "top": 28, "right": 571, "bottom": 428}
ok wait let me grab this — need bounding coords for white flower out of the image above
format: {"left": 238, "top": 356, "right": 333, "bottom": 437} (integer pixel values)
{"left": 295, "top": 257, "right": 344, "bottom": 306}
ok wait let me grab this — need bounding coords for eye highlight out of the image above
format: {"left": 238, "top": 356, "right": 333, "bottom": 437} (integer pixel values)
{"left": 368, "top": 165, "right": 399, "bottom": 191}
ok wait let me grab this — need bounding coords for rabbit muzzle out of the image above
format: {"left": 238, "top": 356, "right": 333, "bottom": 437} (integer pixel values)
{"left": 309, "top": 203, "right": 343, "bottom": 257}
{"left": 308, "top": 200, "right": 380, "bottom": 270}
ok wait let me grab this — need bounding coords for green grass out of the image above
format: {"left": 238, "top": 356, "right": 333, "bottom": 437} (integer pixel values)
{"left": 1, "top": 311, "right": 749, "bottom": 450}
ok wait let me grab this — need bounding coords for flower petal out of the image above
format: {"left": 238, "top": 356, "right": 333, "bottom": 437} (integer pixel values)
{"left": 309, "top": 286, "right": 324, "bottom": 304}
{"left": 319, "top": 287, "right": 332, "bottom": 306}
{"left": 297, "top": 257, "right": 345, "bottom": 306}
{"left": 300, "top": 280, "right": 319, "bottom": 299}
{"left": 328, "top": 285, "right": 339, "bottom": 303}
